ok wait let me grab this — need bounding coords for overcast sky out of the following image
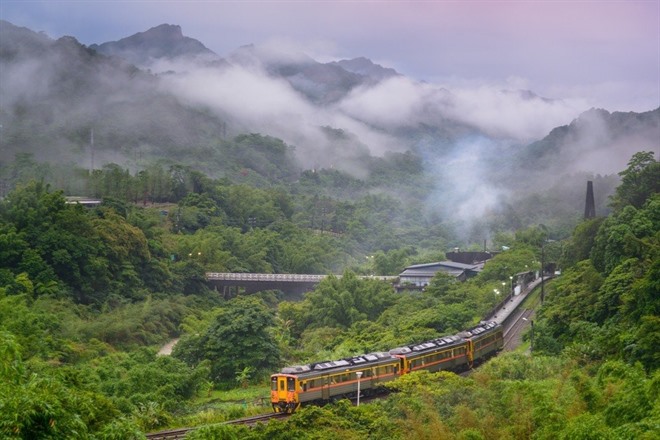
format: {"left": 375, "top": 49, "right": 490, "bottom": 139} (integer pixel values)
{"left": 1, "top": 0, "right": 659, "bottom": 112}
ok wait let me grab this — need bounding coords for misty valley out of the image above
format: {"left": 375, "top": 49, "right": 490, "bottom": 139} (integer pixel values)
{"left": 0, "top": 19, "right": 659, "bottom": 440}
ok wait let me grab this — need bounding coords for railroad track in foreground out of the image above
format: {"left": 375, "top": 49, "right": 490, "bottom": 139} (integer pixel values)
{"left": 149, "top": 295, "right": 538, "bottom": 438}
{"left": 146, "top": 412, "right": 289, "bottom": 439}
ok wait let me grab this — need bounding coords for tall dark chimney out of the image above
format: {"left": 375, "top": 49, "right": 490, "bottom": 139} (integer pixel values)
{"left": 584, "top": 181, "right": 596, "bottom": 219}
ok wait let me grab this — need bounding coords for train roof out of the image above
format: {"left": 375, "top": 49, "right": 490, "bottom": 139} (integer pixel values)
{"left": 389, "top": 334, "right": 465, "bottom": 356}
{"left": 275, "top": 321, "right": 501, "bottom": 377}
{"left": 391, "top": 321, "right": 500, "bottom": 357}
{"left": 459, "top": 320, "right": 499, "bottom": 338}
{"left": 279, "top": 351, "right": 396, "bottom": 377}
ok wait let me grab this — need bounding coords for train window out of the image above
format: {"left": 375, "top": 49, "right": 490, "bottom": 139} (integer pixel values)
{"left": 302, "top": 382, "right": 307, "bottom": 391}
{"left": 287, "top": 377, "right": 295, "bottom": 391}
{"left": 271, "top": 378, "right": 278, "bottom": 391}
{"left": 279, "top": 379, "right": 285, "bottom": 391}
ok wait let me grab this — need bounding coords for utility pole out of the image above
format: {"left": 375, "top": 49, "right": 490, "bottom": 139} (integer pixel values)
{"left": 541, "top": 243, "right": 545, "bottom": 303}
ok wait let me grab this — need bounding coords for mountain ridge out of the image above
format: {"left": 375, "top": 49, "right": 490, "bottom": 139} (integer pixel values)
{"left": 1, "top": 19, "right": 658, "bottom": 187}
{"left": 89, "top": 23, "right": 222, "bottom": 67}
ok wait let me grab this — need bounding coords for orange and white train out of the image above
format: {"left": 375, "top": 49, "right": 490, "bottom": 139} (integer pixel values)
{"left": 271, "top": 321, "right": 503, "bottom": 412}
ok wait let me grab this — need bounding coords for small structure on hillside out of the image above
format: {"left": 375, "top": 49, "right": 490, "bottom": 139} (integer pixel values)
{"left": 398, "top": 261, "right": 485, "bottom": 289}
{"left": 397, "top": 251, "right": 494, "bottom": 291}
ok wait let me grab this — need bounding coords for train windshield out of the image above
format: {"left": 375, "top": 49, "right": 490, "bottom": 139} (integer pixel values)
{"left": 271, "top": 377, "right": 278, "bottom": 391}
{"left": 287, "top": 377, "right": 295, "bottom": 391}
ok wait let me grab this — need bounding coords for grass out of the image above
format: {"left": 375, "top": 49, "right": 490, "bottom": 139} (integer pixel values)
{"left": 193, "top": 382, "right": 270, "bottom": 407}
{"left": 171, "top": 382, "right": 272, "bottom": 428}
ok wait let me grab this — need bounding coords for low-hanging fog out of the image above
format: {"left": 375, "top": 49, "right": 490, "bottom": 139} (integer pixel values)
{"left": 155, "top": 42, "right": 657, "bottom": 228}
{"left": 1, "top": 21, "right": 658, "bottom": 236}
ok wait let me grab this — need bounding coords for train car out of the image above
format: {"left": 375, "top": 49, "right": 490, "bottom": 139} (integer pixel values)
{"left": 271, "top": 351, "right": 399, "bottom": 413}
{"left": 390, "top": 334, "right": 470, "bottom": 374}
{"left": 461, "top": 321, "right": 503, "bottom": 366}
{"left": 270, "top": 321, "right": 503, "bottom": 412}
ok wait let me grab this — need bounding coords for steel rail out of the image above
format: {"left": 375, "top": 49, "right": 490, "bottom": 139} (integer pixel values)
{"left": 146, "top": 412, "right": 290, "bottom": 439}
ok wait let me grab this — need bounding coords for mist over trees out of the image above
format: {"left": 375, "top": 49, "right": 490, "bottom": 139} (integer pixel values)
{"left": 2, "top": 19, "right": 658, "bottom": 238}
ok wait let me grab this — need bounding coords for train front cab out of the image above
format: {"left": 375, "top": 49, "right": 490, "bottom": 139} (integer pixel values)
{"left": 270, "top": 374, "right": 300, "bottom": 413}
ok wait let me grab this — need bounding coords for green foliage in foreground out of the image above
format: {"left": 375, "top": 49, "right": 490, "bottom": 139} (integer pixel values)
{"left": 534, "top": 154, "right": 659, "bottom": 372}
{"left": 173, "top": 296, "right": 280, "bottom": 386}
{"left": 0, "top": 151, "right": 657, "bottom": 438}
{"left": 0, "top": 331, "right": 145, "bottom": 439}
{"left": 185, "top": 354, "right": 659, "bottom": 440}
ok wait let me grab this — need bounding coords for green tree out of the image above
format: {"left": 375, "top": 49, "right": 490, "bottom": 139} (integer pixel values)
{"left": 610, "top": 151, "right": 659, "bottom": 211}
{"left": 302, "top": 272, "right": 397, "bottom": 329}
{"left": 173, "top": 296, "right": 280, "bottom": 385}
{"left": 562, "top": 217, "right": 604, "bottom": 267}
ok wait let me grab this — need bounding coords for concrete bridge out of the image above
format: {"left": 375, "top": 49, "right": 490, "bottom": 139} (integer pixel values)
{"left": 206, "top": 272, "right": 398, "bottom": 299}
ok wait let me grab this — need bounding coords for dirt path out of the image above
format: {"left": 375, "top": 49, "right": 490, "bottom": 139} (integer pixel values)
{"left": 158, "top": 338, "right": 180, "bottom": 355}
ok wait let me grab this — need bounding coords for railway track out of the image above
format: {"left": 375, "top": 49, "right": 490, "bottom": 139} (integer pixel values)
{"left": 148, "top": 282, "right": 543, "bottom": 438}
{"left": 503, "top": 308, "right": 534, "bottom": 350}
{"left": 146, "top": 412, "right": 289, "bottom": 439}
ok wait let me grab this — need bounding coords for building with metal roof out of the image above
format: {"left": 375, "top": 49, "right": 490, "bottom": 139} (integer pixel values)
{"left": 398, "top": 260, "right": 485, "bottom": 288}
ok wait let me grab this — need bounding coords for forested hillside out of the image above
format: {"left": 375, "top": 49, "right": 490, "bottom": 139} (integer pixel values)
{"left": 1, "top": 151, "right": 657, "bottom": 438}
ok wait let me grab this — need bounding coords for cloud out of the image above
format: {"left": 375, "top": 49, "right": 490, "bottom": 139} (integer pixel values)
{"left": 337, "top": 76, "right": 432, "bottom": 128}
{"left": 336, "top": 75, "right": 585, "bottom": 142}
{"left": 167, "top": 64, "right": 313, "bottom": 125}
{"left": 442, "top": 85, "right": 586, "bottom": 141}
{"left": 162, "top": 59, "right": 407, "bottom": 173}
{"left": 544, "top": 80, "right": 660, "bottom": 114}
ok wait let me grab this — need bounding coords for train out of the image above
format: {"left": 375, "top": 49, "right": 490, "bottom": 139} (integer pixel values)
{"left": 270, "top": 320, "right": 503, "bottom": 413}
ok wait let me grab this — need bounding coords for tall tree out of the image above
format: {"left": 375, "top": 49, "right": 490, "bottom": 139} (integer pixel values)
{"left": 610, "top": 151, "right": 659, "bottom": 211}
{"left": 173, "top": 296, "right": 280, "bottom": 384}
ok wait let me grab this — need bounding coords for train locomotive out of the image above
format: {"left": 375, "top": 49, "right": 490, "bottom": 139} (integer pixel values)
{"left": 271, "top": 320, "right": 503, "bottom": 413}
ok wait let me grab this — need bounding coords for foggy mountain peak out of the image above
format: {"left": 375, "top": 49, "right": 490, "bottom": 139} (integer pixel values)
{"left": 227, "top": 43, "right": 374, "bottom": 104}
{"left": 501, "top": 89, "right": 554, "bottom": 104}
{"left": 0, "top": 20, "right": 52, "bottom": 59}
{"left": 331, "top": 57, "right": 400, "bottom": 81}
{"left": 89, "top": 23, "right": 223, "bottom": 69}
{"left": 520, "top": 107, "right": 660, "bottom": 175}
{"left": 2, "top": 18, "right": 659, "bottom": 213}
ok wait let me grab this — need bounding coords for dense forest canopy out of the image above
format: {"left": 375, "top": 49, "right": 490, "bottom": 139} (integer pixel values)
{"left": 0, "top": 150, "right": 657, "bottom": 438}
